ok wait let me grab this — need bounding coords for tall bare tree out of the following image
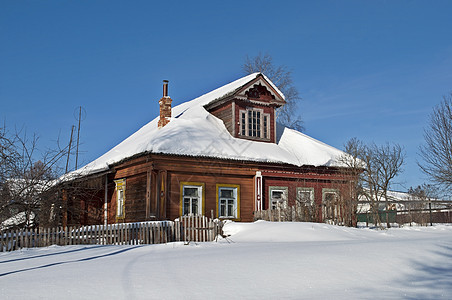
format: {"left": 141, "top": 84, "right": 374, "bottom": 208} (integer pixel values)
{"left": 243, "top": 53, "right": 303, "bottom": 131}
{"left": 342, "top": 138, "right": 405, "bottom": 228}
{"left": 338, "top": 137, "right": 366, "bottom": 226}
{"left": 419, "top": 94, "right": 452, "bottom": 194}
{"left": 371, "top": 143, "right": 405, "bottom": 228}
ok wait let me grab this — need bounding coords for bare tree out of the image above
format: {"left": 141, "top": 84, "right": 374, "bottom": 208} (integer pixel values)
{"left": 243, "top": 53, "right": 303, "bottom": 131}
{"left": 419, "top": 94, "right": 452, "bottom": 194}
{"left": 406, "top": 184, "right": 438, "bottom": 226}
{"left": 342, "top": 138, "right": 405, "bottom": 228}
{"left": 0, "top": 126, "right": 68, "bottom": 229}
{"left": 371, "top": 143, "right": 405, "bottom": 228}
{"left": 338, "top": 138, "right": 366, "bottom": 226}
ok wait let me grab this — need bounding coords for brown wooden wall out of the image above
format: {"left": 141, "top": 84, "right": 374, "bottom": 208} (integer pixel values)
{"left": 209, "top": 101, "right": 234, "bottom": 136}
{"left": 65, "top": 154, "right": 358, "bottom": 226}
{"left": 123, "top": 173, "right": 147, "bottom": 223}
{"left": 263, "top": 176, "right": 354, "bottom": 223}
{"left": 168, "top": 172, "right": 254, "bottom": 222}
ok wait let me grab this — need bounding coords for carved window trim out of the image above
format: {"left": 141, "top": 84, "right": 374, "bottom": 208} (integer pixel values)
{"left": 216, "top": 184, "right": 240, "bottom": 220}
{"left": 114, "top": 179, "right": 126, "bottom": 221}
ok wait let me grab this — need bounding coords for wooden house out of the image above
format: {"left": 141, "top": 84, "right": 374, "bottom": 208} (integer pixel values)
{"left": 55, "top": 73, "right": 358, "bottom": 227}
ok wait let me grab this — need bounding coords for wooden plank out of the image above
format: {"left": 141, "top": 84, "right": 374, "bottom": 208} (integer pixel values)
{"left": 149, "top": 222, "right": 152, "bottom": 244}
{"left": 175, "top": 220, "right": 180, "bottom": 242}
{"left": 5, "top": 230, "right": 9, "bottom": 251}
{"left": 142, "top": 223, "right": 147, "bottom": 244}
{"left": 71, "top": 226, "right": 75, "bottom": 246}
{"left": 3, "top": 230, "right": 7, "bottom": 252}
{"left": 107, "top": 224, "right": 111, "bottom": 245}
{"left": 156, "top": 223, "right": 160, "bottom": 244}
{"left": 149, "top": 223, "right": 154, "bottom": 244}
{"left": 44, "top": 228, "right": 48, "bottom": 248}
{"left": 141, "top": 223, "right": 145, "bottom": 245}
{"left": 67, "top": 226, "right": 72, "bottom": 246}
{"left": 116, "top": 224, "right": 120, "bottom": 245}
{"left": 203, "top": 216, "right": 207, "bottom": 242}
{"left": 48, "top": 227, "right": 52, "bottom": 246}
{"left": 38, "top": 228, "right": 43, "bottom": 248}
{"left": 19, "top": 228, "right": 24, "bottom": 249}
{"left": 61, "top": 227, "right": 65, "bottom": 246}
{"left": 78, "top": 226, "right": 82, "bottom": 245}
{"left": 118, "top": 223, "right": 123, "bottom": 245}
{"left": 23, "top": 228, "right": 28, "bottom": 248}
{"left": 126, "top": 223, "right": 130, "bottom": 245}
{"left": 101, "top": 225, "right": 105, "bottom": 245}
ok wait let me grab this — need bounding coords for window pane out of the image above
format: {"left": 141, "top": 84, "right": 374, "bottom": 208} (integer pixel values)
{"left": 272, "top": 191, "right": 283, "bottom": 199}
{"left": 227, "top": 200, "right": 234, "bottom": 217}
{"left": 220, "top": 200, "right": 226, "bottom": 216}
{"left": 220, "top": 189, "right": 233, "bottom": 198}
{"left": 241, "top": 112, "right": 246, "bottom": 135}
{"left": 252, "top": 111, "right": 256, "bottom": 136}
{"left": 257, "top": 111, "right": 261, "bottom": 138}
{"left": 325, "top": 193, "right": 335, "bottom": 202}
{"left": 192, "top": 198, "right": 198, "bottom": 215}
{"left": 183, "top": 198, "right": 190, "bottom": 215}
{"left": 271, "top": 201, "right": 278, "bottom": 210}
{"left": 299, "top": 191, "right": 311, "bottom": 202}
{"left": 184, "top": 187, "right": 198, "bottom": 197}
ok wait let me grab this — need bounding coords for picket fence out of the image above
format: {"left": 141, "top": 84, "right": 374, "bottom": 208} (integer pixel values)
{"left": 254, "top": 206, "right": 314, "bottom": 222}
{"left": 0, "top": 215, "right": 223, "bottom": 252}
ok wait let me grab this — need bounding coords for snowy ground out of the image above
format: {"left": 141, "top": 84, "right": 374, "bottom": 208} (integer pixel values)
{"left": 1, "top": 221, "right": 451, "bottom": 299}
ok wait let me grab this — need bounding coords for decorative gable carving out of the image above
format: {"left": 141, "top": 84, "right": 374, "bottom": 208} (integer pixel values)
{"left": 235, "top": 76, "right": 285, "bottom": 106}
{"left": 245, "top": 83, "right": 275, "bottom": 100}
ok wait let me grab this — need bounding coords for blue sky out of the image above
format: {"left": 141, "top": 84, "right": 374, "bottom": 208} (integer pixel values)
{"left": 1, "top": 0, "right": 452, "bottom": 191}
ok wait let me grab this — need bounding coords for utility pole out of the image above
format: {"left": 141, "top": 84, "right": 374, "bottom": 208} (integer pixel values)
{"left": 65, "top": 125, "right": 75, "bottom": 174}
{"left": 74, "top": 106, "right": 85, "bottom": 170}
{"left": 75, "top": 106, "right": 81, "bottom": 169}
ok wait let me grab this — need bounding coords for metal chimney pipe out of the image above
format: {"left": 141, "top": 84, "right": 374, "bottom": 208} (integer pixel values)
{"left": 163, "top": 80, "right": 169, "bottom": 97}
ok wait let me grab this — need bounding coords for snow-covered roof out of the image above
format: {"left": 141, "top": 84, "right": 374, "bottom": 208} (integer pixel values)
{"left": 66, "top": 73, "right": 349, "bottom": 179}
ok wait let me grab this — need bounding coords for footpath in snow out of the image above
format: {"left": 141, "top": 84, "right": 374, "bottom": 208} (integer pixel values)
{"left": 1, "top": 221, "right": 451, "bottom": 299}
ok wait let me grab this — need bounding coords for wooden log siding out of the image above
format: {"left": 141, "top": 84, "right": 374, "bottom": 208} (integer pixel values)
{"left": 0, "top": 216, "right": 223, "bottom": 252}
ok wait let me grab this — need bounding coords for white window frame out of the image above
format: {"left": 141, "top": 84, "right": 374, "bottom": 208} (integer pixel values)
{"left": 322, "top": 188, "right": 339, "bottom": 223}
{"left": 269, "top": 186, "right": 288, "bottom": 210}
{"left": 239, "top": 108, "right": 270, "bottom": 140}
{"left": 217, "top": 184, "right": 240, "bottom": 219}
{"left": 181, "top": 184, "right": 204, "bottom": 216}
{"left": 297, "top": 187, "right": 314, "bottom": 207}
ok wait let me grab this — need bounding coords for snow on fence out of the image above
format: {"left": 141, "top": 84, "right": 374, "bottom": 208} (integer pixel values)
{"left": 0, "top": 215, "right": 222, "bottom": 252}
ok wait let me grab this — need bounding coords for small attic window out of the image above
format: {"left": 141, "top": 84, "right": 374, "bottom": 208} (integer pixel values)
{"left": 239, "top": 108, "right": 270, "bottom": 140}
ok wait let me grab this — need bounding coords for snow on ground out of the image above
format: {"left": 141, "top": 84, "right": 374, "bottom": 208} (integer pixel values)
{"left": 1, "top": 221, "right": 451, "bottom": 299}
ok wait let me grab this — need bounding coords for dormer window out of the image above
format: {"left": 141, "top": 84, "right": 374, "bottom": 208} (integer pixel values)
{"left": 204, "top": 73, "right": 284, "bottom": 143}
{"left": 239, "top": 108, "right": 270, "bottom": 140}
